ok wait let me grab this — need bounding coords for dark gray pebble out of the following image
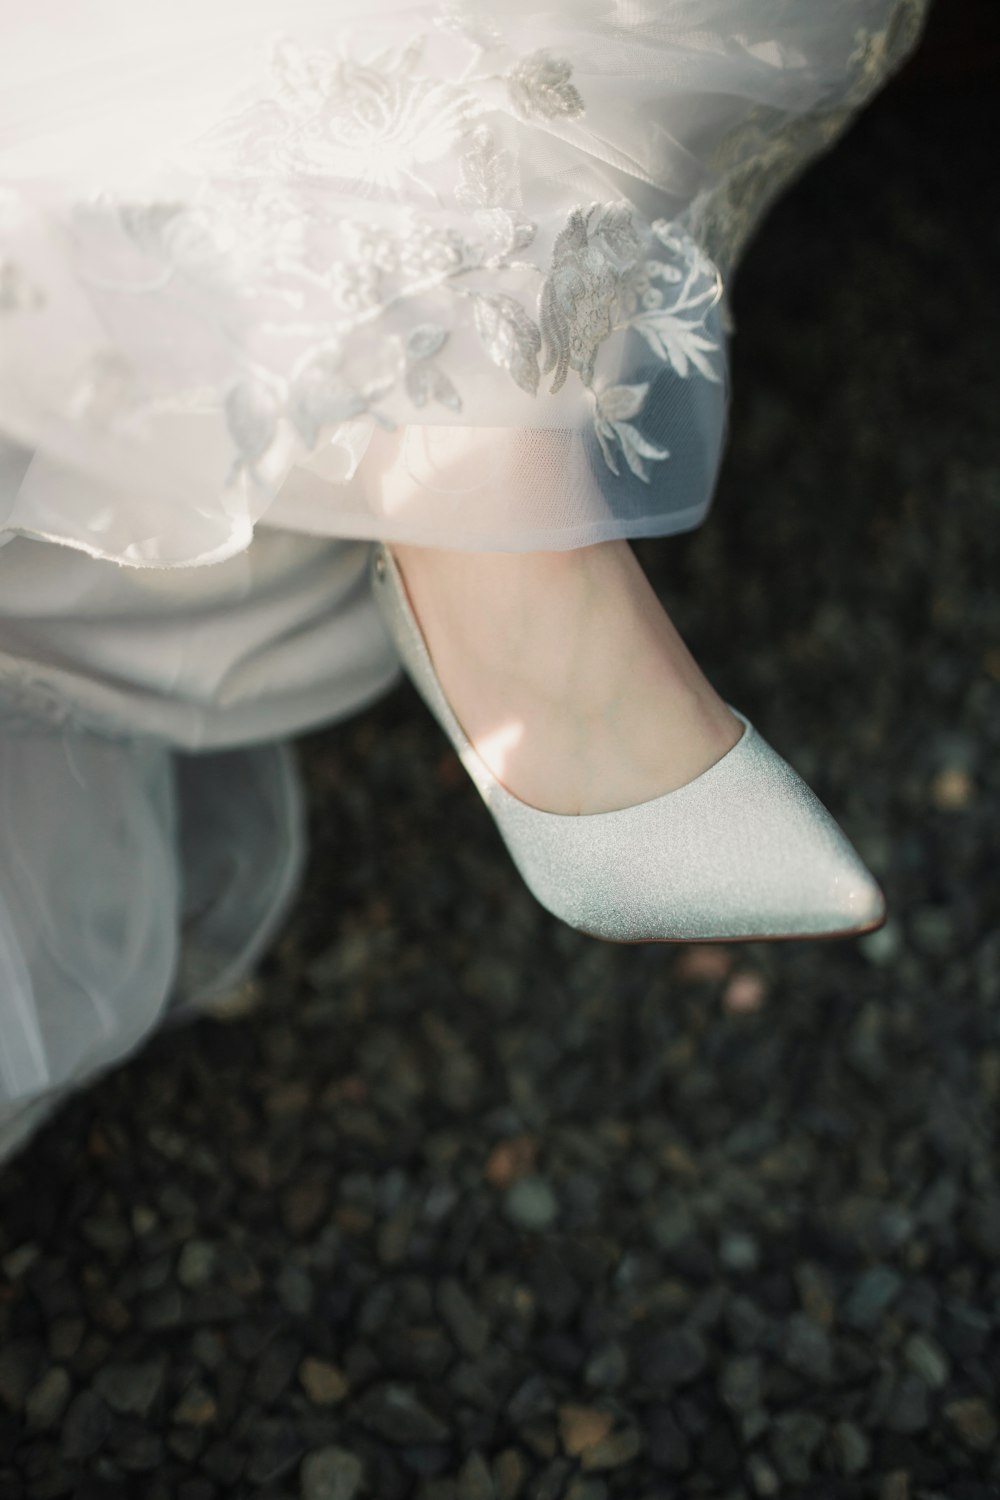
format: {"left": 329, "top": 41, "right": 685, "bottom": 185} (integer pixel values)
{"left": 355, "top": 1383, "right": 452, "bottom": 1445}
{"left": 58, "top": 1391, "right": 111, "bottom": 1461}
{"left": 300, "top": 1445, "right": 365, "bottom": 1500}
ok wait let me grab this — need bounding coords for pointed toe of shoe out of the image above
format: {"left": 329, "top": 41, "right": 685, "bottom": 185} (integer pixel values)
{"left": 508, "top": 723, "right": 889, "bottom": 945}
{"left": 710, "top": 760, "right": 888, "bottom": 942}
{"left": 819, "top": 861, "right": 887, "bottom": 937}
{"left": 705, "top": 750, "right": 889, "bottom": 942}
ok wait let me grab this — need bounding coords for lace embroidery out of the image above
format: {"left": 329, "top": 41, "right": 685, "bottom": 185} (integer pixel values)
{"left": 505, "top": 50, "right": 586, "bottom": 122}
{"left": 0, "top": 14, "right": 723, "bottom": 490}
{"left": 685, "top": 0, "right": 933, "bottom": 276}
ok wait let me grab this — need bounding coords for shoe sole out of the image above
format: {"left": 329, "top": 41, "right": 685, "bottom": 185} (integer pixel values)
{"left": 576, "top": 908, "right": 888, "bottom": 946}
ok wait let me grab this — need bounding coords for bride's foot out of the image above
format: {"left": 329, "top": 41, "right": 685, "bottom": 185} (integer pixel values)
{"left": 388, "top": 539, "right": 743, "bottom": 816}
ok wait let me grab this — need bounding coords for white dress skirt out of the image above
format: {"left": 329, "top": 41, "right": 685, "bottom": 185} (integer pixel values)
{"left": 0, "top": 0, "right": 928, "bottom": 1158}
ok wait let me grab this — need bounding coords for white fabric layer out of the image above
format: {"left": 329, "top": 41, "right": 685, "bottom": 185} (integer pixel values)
{"left": 0, "top": 0, "right": 928, "bottom": 565}
{"left": 0, "top": 530, "right": 401, "bottom": 1142}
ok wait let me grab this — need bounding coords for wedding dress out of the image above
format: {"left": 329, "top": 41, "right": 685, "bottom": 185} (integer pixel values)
{"left": 0, "top": 0, "right": 929, "bottom": 1160}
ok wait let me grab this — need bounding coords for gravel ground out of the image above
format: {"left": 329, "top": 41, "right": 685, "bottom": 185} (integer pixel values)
{"left": 1, "top": 64, "right": 998, "bottom": 1500}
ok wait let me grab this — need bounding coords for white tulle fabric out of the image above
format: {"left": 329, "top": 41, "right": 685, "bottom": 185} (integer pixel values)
{"left": 0, "top": 0, "right": 927, "bottom": 1154}
{"left": 0, "top": 0, "right": 927, "bottom": 565}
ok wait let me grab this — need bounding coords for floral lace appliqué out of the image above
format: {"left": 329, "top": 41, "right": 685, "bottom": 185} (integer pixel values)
{"left": 1, "top": 13, "right": 724, "bottom": 493}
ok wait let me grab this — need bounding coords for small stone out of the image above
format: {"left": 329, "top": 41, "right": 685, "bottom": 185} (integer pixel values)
{"left": 674, "top": 945, "right": 734, "bottom": 982}
{"left": 246, "top": 1419, "right": 303, "bottom": 1485}
{"left": 437, "top": 1279, "right": 490, "bottom": 1359}
{"left": 909, "top": 905, "right": 954, "bottom": 956}
{"left": 178, "top": 1481, "right": 215, "bottom": 1500}
{"left": 93, "top": 1360, "right": 166, "bottom": 1417}
{"left": 117, "top": 1430, "right": 167, "bottom": 1472}
{"left": 718, "top": 1355, "right": 763, "bottom": 1414}
{"left": 300, "top": 1444, "right": 364, "bottom": 1500}
{"left": 503, "top": 1176, "right": 559, "bottom": 1231}
{"left": 140, "top": 1287, "right": 184, "bottom": 1328}
{"left": 746, "top": 1451, "right": 781, "bottom": 1496}
{"left": 632, "top": 1327, "right": 707, "bottom": 1386}
{"left": 200, "top": 1440, "right": 245, "bottom": 1484}
{"left": 275, "top": 1264, "right": 315, "bottom": 1317}
{"left": 177, "top": 1240, "right": 217, "bottom": 1288}
{"left": 172, "top": 1383, "right": 219, "bottom": 1427}
{"left": 558, "top": 1404, "right": 614, "bottom": 1457}
{"left": 797, "top": 1266, "right": 839, "bottom": 1326}
{"left": 79, "top": 1209, "right": 131, "bottom": 1258}
{"left": 830, "top": 1418, "right": 871, "bottom": 1476}
{"left": 507, "top": 1373, "right": 553, "bottom": 1425}
{"left": 564, "top": 1480, "right": 608, "bottom": 1500}
{"left": 528, "top": 1457, "right": 573, "bottom": 1500}
{"left": 942, "top": 1396, "right": 998, "bottom": 1452}
{"left": 646, "top": 1406, "right": 691, "bottom": 1473}
{"left": 377, "top": 1201, "right": 419, "bottom": 1265}
{"left": 768, "top": 1410, "right": 826, "bottom": 1483}
{"left": 648, "top": 1197, "right": 696, "bottom": 1252}
{"left": 583, "top": 1341, "right": 628, "bottom": 1390}
{"left": 719, "top": 1230, "right": 760, "bottom": 1272}
{"left": 722, "top": 971, "right": 768, "bottom": 1013}
{"left": 781, "top": 1312, "right": 834, "bottom": 1381}
{"left": 860, "top": 920, "right": 903, "bottom": 965}
{"left": 940, "top": 1297, "right": 991, "bottom": 1358}
{"left": 131, "top": 1205, "right": 158, "bottom": 1236}
{"left": 901, "top": 1331, "right": 949, "bottom": 1388}
{"left": 1, "top": 1242, "right": 40, "bottom": 1280}
{"left": 843, "top": 1265, "right": 902, "bottom": 1330}
{"left": 484, "top": 1136, "right": 538, "bottom": 1189}
{"left": 191, "top": 1330, "right": 226, "bottom": 1370}
{"left": 530, "top": 1245, "right": 581, "bottom": 1326}
{"left": 59, "top": 1389, "right": 112, "bottom": 1460}
{"left": 916, "top": 1174, "right": 959, "bottom": 1228}
{"left": 417, "top": 1483, "right": 458, "bottom": 1500}
{"left": 930, "top": 766, "right": 974, "bottom": 809}
{"left": 966, "top": 1195, "right": 1000, "bottom": 1259}
{"left": 48, "top": 1317, "right": 85, "bottom": 1363}
{"left": 883, "top": 1372, "right": 930, "bottom": 1433}
{"left": 299, "top": 1358, "right": 349, "bottom": 1406}
{"left": 456, "top": 1448, "right": 494, "bottom": 1500}
{"left": 356, "top": 1383, "right": 451, "bottom": 1445}
{"left": 578, "top": 1425, "right": 642, "bottom": 1471}
{"left": 875, "top": 1205, "right": 915, "bottom": 1253}
{"left": 0, "top": 1338, "right": 39, "bottom": 1411}
{"left": 520, "top": 1418, "right": 559, "bottom": 1460}
{"left": 25, "top": 1368, "right": 72, "bottom": 1430}
{"left": 492, "top": 1447, "right": 529, "bottom": 1500}
{"left": 881, "top": 1471, "right": 911, "bottom": 1500}
{"left": 253, "top": 1337, "right": 301, "bottom": 1404}
{"left": 725, "top": 1294, "right": 769, "bottom": 1350}
{"left": 217, "top": 1242, "right": 263, "bottom": 1297}
{"left": 282, "top": 1180, "right": 330, "bottom": 1238}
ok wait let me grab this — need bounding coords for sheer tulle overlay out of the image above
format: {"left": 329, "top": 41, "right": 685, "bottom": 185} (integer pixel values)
{"left": 0, "top": 0, "right": 928, "bottom": 1153}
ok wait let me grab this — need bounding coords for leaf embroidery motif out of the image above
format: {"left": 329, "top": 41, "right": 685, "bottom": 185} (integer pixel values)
{"left": 630, "top": 313, "right": 722, "bottom": 382}
{"left": 593, "top": 384, "right": 671, "bottom": 482}
{"left": 403, "top": 323, "right": 462, "bottom": 411}
{"left": 471, "top": 293, "right": 542, "bottom": 397}
{"left": 505, "top": 50, "right": 585, "bottom": 122}
{"left": 539, "top": 205, "right": 622, "bottom": 393}
{"left": 287, "top": 352, "right": 369, "bottom": 450}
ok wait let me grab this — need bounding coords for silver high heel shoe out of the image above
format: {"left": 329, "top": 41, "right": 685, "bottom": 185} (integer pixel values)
{"left": 370, "top": 542, "right": 887, "bottom": 943}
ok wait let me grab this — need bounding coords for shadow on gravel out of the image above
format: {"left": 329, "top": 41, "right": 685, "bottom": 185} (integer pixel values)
{"left": 1, "top": 58, "right": 997, "bottom": 1500}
